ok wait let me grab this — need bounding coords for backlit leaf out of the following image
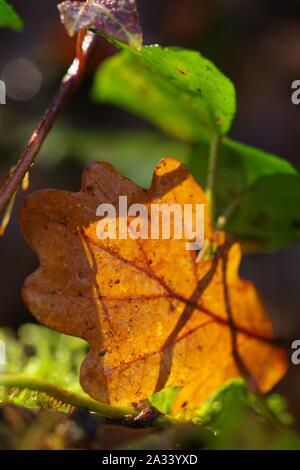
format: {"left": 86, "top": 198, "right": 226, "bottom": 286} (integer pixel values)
{"left": 92, "top": 46, "right": 236, "bottom": 142}
{"left": 19, "top": 159, "right": 286, "bottom": 410}
{"left": 58, "top": 0, "right": 142, "bottom": 49}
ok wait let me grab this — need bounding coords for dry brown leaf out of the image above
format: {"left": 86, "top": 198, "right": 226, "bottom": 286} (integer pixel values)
{"left": 19, "top": 158, "right": 287, "bottom": 410}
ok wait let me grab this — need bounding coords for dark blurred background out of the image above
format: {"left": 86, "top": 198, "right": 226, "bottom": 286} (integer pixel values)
{"left": 0, "top": 0, "right": 300, "bottom": 422}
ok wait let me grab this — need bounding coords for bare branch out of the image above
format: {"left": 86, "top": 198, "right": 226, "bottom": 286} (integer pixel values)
{"left": 0, "top": 30, "right": 97, "bottom": 214}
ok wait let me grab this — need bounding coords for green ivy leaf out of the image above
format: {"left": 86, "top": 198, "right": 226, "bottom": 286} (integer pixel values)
{"left": 92, "top": 45, "right": 236, "bottom": 142}
{"left": 0, "top": 0, "right": 23, "bottom": 31}
{"left": 189, "top": 138, "right": 297, "bottom": 216}
{"left": 224, "top": 174, "right": 300, "bottom": 250}
{"left": 58, "top": 0, "right": 142, "bottom": 49}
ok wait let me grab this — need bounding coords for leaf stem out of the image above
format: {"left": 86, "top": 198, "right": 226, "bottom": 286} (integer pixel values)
{"left": 216, "top": 193, "right": 245, "bottom": 231}
{"left": 0, "top": 30, "right": 97, "bottom": 214}
{"left": 0, "top": 374, "right": 135, "bottom": 421}
{"left": 206, "top": 133, "right": 221, "bottom": 225}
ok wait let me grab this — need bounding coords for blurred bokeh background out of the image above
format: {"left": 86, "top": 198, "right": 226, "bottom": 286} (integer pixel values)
{"left": 0, "top": 0, "right": 300, "bottom": 426}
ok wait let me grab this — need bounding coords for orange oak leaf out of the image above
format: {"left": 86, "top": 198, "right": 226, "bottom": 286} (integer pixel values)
{"left": 19, "top": 158, "right": 287, "bottom": 410}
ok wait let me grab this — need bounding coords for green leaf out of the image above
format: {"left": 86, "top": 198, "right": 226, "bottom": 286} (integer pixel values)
{"left": 224, "top": 174, "right": 300, "bottom": 250}
{"left": 192, "top": 379, "right": 248, "bottom": 429}
{"left": 191, "top": 379, "right": 300, "bottom": 450}
{"left": 0, "top": 0, "right": 23, "bottom": 31}
{"left": 189, "top": 138, "right": 299, "bottom": 249}
{"left": 189, "top": 138, "right": 297, "bottom": 216}
{"left": 58, "top": 0, "right": 142, "bottom": 49}
{"left": 92, "top": 45, "right": 236, "bottom": 142}
{"left": 149, "top": 387, "right": 181, "bottom": 415}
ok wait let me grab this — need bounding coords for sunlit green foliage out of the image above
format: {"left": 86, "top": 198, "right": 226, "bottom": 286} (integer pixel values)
{"left": 0, "top": 0, "right": 23, "bottom": 31}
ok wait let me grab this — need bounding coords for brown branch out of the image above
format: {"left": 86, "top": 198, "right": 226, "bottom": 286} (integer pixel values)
{"left": 0, "top": 30, "right": 97, "bottom": 214}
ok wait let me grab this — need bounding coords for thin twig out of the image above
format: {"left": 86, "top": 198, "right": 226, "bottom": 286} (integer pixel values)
{"left": 0, "top": 30, "right": 97, "bottom": 214}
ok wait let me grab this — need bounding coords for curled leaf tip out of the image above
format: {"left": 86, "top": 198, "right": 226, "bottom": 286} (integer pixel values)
{"left": 58, "top": 0, "right": 143, "bottom": 49}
